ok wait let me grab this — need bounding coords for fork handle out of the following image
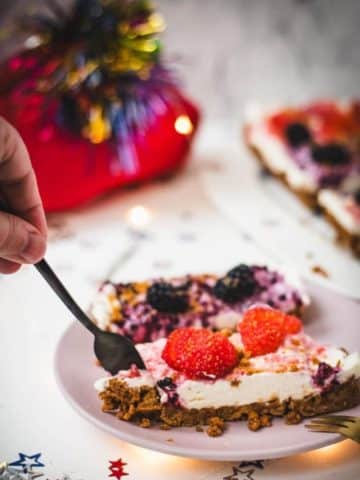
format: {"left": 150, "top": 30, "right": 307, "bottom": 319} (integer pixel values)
{"left": 35, "top": 259, "right": 99, "bottom": 335}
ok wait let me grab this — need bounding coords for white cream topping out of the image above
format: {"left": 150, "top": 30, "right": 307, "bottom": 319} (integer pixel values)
{"left": 177, "top": 372, "right": 314, "bottom": 409}
{"left": 211, "top": 311, "right": 243, "bottom": 330}
{"left": 94, "top": 335, "right": 360, "bottom": 410}
{"left": 318, "top": 189, "right": 360, "bottom": 235}
{"left": 338, "top": 353, "right": 360, "bottom": 383}
{"left": 167, "top": 346, "right": 359, "bottom": 409}
{"left": 247, "top": 121, "right": 317, "bottom": 193}
{"left": 94, "top": 369, "right": 155, "bottom": 392}
{"left": 90, "top": 284, "right": 120, "bottom": 330}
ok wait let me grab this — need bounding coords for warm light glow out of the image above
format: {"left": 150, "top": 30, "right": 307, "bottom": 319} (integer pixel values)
{"left": 24, "top": 35, "right": 42, "bottom": 49}
{"left": 125, "top": 205, "right": 152, "bottom": 230}
{"left": 174, "top": 115, "right": 193, "bottom": 135}
{"left": 306, "top": 441, "right": 348, "bottom": 461}
{"left": 125, "top": 444, "right": 202, "bottom": 471}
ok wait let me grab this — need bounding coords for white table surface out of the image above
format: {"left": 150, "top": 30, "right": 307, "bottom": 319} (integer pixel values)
{"left": 1, "top": 124, "right": 359, "bottom": 479}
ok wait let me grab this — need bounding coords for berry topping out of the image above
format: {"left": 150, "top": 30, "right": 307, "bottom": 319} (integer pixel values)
{"left": 311, "top": 143, "right": 351, "bottom": 166}
{"left": 312, "top": 362, "right": 339, "bottom": 391}
{"left": 147, "top": 281, "right": 189, "bottom": 313}
{"left": 214, "top": 264, "right": 257, "bottom": 303}
{"left": 283, "top": 314, "right": 303, "bottom": 335}
{"left": 239, "top": 307, "right": 287, "bottom": 357}
{"left": 162, "top": 327, "right": 238, "bottom": 379}
{"left": 285, "top": 122, "right": 312, "bottom": 148}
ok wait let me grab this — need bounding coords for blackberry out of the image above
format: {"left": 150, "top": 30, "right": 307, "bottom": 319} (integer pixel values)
{"left": 147, "top": 281, "right": 189, "bottom": 313}
{"left": 354, "top": 189, "right": 360, "bottom": 205}
{"left": 214, "top": 265, "right": 257, "bottom": 303}
{"left": 285, "top": 122, "right": 312, "bottom": 148}
{"left": 228, "top": 264, "right": 257, "bottom": 296}
{"left": 311, "top": 143, "right": 351, "bottom": 166}
{"left": 157, "top": 377, "right": 176, "bottom": 390}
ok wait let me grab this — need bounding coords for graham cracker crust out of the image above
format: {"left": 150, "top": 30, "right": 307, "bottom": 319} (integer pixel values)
{"left": 243, "top": 127, "right": 360, "bottom": 258}
{"left": 99, "top": 376, "right": 360, "bottom": 437}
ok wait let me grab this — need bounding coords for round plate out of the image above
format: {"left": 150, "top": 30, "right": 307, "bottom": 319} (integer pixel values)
{"left": 54, "top": 280, "right": 360, "bottom": 461}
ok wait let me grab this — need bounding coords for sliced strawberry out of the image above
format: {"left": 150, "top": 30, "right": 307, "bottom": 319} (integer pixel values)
{"left": 283, "top": 314, "right": 303, "bottom": 335}
{"left": 239, "top": 307, "right": 286, "bottom": 357}
{"left": 162, "top": 327, "right": 238, "bottom": 379}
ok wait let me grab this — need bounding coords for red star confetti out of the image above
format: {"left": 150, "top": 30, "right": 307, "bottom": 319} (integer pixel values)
{"left": 108, "top": 460, "right": 128, "bottom": 480}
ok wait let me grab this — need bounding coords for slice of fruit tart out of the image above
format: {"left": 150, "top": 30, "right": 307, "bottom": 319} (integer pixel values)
{"left": 95, "top": 306, "right": 360, "bottom": 436}
{"left": 91, "top": 265, "right": 360, "bottom": 436}
{"left": 244, "top": 100, "right": 360, "bottom": 256}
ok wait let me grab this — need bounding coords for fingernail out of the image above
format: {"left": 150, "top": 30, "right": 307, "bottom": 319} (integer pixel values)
{"left": 20, "top": 232, "right": 46, "bottom": 263}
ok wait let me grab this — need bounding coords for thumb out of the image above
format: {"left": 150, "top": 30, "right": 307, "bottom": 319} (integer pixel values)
{"left": 0, "top": 211, "right": 46, "bottom": 264}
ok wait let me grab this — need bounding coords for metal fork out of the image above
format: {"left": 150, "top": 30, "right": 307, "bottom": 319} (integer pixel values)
{"left": 305, "top": 415, "right": 360, "bottom": 443}
{"left": 0, "top": 201, "right": 145, "bottom": 375}
{"left": 35, "top": 259, "right": 145, "bottom": 374}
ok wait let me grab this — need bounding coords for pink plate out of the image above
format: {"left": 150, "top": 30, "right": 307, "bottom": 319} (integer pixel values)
{"left": 54, "top": 280, "right": 360, "bottom": 461}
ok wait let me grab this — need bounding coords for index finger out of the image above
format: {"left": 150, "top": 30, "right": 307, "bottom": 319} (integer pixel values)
{"left": 0, "top": 116, "right": 47, "bottom": 236}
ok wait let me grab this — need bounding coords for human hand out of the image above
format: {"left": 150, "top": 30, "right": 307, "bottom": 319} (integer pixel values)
{"left": 0, "top": 116, "right": 47, "bottom": 274}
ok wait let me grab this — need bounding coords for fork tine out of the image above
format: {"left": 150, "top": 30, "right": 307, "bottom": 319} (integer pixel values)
{"left": 309, "top": 417, "right": 349, "bottom": 427}
{"left": 305, "top": 424, "right": 343, "bottom": 434}
{"left": 312, "top": 415, "right": 357, "bottom": 424}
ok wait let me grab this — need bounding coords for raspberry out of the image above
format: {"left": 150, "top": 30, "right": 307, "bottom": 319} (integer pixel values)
{"left": 239, "top": 307, "right": 286, "bottom": 357}
{"left": 162, "top": 327, "right": 238, "bottom": 379}
{"left": 283, "top": 314, "right": 303, "bottom": 335}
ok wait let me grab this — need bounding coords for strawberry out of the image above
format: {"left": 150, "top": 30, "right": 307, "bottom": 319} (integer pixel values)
{"left": 283, "top": 314, "right": 303, "bottom": 335}
{"left": 239, "top": 307, "right": 287, "bottom": 357}
{"left": 161, "top": 327, "right": 238, "bottom": 379}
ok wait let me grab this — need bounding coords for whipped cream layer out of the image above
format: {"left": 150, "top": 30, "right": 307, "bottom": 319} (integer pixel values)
{"left": 90, "top": 266, "right": 309, "bottom": 344}
{"left": 318, "top": 189, "right": 360, "bottom": 235}
{"left": 95, "top": 333, "right": 360, "bottom": 410}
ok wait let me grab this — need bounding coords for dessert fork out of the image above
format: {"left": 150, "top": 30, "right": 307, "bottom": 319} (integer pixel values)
{"left": 305, "top": 415, "right": 360, "bottom": 443}
{"left": 35, "top": 259, "right": 145, "bottom": 374}
{"left": 0, "top": 201, "right": 144, "bottom": 374}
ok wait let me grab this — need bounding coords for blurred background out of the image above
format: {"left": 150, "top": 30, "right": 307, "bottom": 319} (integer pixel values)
{"left": 0, "top": 3, "right": 359, "bottom": 476}
{"left": 1, "top": 0, "right": 360, "bottom": 127}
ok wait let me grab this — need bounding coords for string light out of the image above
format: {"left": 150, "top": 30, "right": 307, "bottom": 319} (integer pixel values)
{"left": 174, "top": 115, "right": 193, "bottom": 135}
{"left": 125, "top": 205, "right": 152, "bottom": 230}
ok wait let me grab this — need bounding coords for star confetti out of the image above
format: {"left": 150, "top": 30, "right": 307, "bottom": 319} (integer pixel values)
{"left": 9, "top": 454, "right": 44, "bottom": 472}
{"left": 0, "top": 463, "right": 43, "bottom": 480}
{"left": 223, "top": 461, "right": 265, "bottom": 480}
{"left": 108, "top": 459, "right": 128, "bottom": 480}
{"left": 223, "top": 468, "right": 255, "bottom": 480}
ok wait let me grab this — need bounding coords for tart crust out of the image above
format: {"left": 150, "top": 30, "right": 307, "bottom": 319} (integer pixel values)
{"left": 99, "top": 376, "right": 360, "bottom": 436}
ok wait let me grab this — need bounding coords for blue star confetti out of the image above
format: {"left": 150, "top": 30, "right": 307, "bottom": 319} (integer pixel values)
{"left": 9, "top": 454, "right": 44, "bottom": 473}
